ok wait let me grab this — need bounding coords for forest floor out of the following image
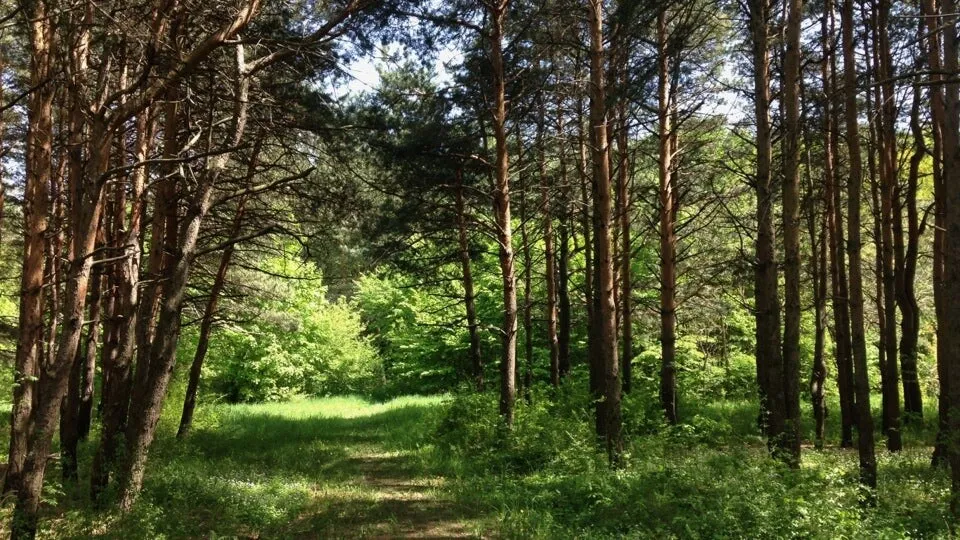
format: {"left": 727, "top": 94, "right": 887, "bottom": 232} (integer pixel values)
{"left": 1, "top": 391, "right": 954, "bottom": 538}
{"left": 6, "top": 396, "right": 490, "bottom": 539}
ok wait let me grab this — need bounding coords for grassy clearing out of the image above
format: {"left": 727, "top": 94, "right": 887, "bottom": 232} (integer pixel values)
{"left": 0, "top": 390, "right": 954, "bottom": 538}
{"left": 3, "top": 395, "right": 489, "bottom": 539}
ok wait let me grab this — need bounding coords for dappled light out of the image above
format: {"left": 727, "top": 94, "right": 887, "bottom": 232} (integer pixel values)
{"left": 1, "top": 0, "right": 958, "bottom": 537}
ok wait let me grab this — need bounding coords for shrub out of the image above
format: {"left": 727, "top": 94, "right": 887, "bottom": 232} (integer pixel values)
{"left": 194, "top": 258, "right": 381, "bottom": 402}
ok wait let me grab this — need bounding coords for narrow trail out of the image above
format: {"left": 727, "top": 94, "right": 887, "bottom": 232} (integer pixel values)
{"left": 23, "top": 397, "right": 489, "bottom": 538}
{"left": 252, "top": 398, "right": 487, "bottom": 539}
{"left": 332, "top": 451, "right": 479, "bottom": 538}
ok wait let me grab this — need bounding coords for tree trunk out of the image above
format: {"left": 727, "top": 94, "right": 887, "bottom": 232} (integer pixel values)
{"left": 803, "top": 114, "right": 828, "bottom": 450}
{"left": 938, "top": 0, "right": 960, "bottom": 517}
{"left": 841, "top": 0, "right": 878, "bottom": 492}
{"left": 779, "top": 0, "right": 803, "bottom": 467}
{"left": 577, "top": 93, "right": 597, "bottom": 400}
{"left": 897, "top": 55, "right": 924, "bottom": 423}
{"left": 3, "top": 0, "right": 53, "bottom": 501}
{"left": 657, "top": 10, "right": 677, "bottom": 425}
{"left": 920, "top": 0, "right": 949, "bottom": 467}
{"left": 746, "top": 0, "right": 783, "bottom": 441}
{"left": 617, "top": 120, "right": 632, "bottom": 395}
{"left": 822, "top": 0, "right": 856, "bottom": 447}
{"left": 810, "top": 188, "right": 828, "bottom": 451}
{"left": 587, "top": 0, "right": 622, "bottom": 462}
{"left": 91, "top": 111, "right": 152, "bottom": 502}
{"left": 60, "top": 248, "right": 104, "bottom": 481}
{"left": 556, "top": 106, "right": 572, "bottom": 380}
{"left": 539, "top": 102, "right": 560, "bottom": 388}
{"left": 178, "top": 196, "right": 248, "bottom": 438}
{"left": 518, "top": 136, "right": 533, "bottom": 397}
{"left": 872, "top": 0, "right": 902, "bottom": 452}
{"left": 455, "top": 168, "right": 483, "bottom": 390}
{"left": 485, "top": 1, "right": 517, "bottom": 426}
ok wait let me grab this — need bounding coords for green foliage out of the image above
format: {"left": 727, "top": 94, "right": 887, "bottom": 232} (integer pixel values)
{"left": 436, "top": 385, "right": 951, "bottom": 539}
{"left": 17, "top": 396, "right": 456, "bottom": 538}
{"left": 194, "top": 255, "right": 382, "bottom": 402}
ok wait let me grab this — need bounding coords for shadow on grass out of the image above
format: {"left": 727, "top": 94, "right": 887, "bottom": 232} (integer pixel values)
{"left": 32, "top": 397, "right": 485, "bottom": 539}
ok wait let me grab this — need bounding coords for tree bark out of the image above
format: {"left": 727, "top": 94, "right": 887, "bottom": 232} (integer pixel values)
{"left": 872, "top": 0, "right": 902, "bottom": 452}
{"left": 178, "top": 195, "right": 249, "bottom": 438}
{"left": 938, "top": 0, "right": 960, "bottom": 517}
{"left": 539, "top": 101, "right": 560, "bottom": 388}
{"left": 897, "top": 54, "right": 924, "bottom": 423}
{"left": 920, "top": 0, "right": 949, "bottom": 467}
{"left": 3, "top": 0, "right": 53, "bottom": 502}
{"left": 556, "top": 105, "right": 572, "bottom": 380}
{"left": 779, "top": 0, "right": 803, "bottom": 467}
{"left": 822, "top": 0, "right": 856, "bottom": 447}
{"left": 746, "top": 0, "right": 783, "bottom": 441}
{"left": 518, "top": 136, "right": 534, "bottom": 397}
{"left": 60, "top": 245, "right": 104, "bottom": 481}
{"left": 587, "top": 0, "right": 622, "bottom": 462}
{"left": 617, "top": 118, "right": 632, "bottom": 395}
{"left": 841, "top": 0, "right": 878, "bottom": 492}
{"left": 484, "top": 0, "right": 517, "bottom": 426}
{"left": 455, "top": 168, "right": 483, "bottom": 390}
{"left": 91, "top": 110, "right": 152, "bottom": 502}
{"left": 657, "top": 9, "right": 677, "bottom": 425}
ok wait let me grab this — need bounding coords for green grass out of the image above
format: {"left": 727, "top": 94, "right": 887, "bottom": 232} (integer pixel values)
{"left": 0, "top": 390, "right": 955, "bottom": 538}
{"left": 2, "top": 395, "right": 490, "bottom": 538}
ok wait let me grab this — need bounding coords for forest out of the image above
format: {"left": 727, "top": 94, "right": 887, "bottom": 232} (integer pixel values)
{"left": 0, "top": 0, "right": 958, "bottom": 537}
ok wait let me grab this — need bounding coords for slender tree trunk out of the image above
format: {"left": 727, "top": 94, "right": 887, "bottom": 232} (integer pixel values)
{"left": 747, "top": 0, "right": 783, "bottom": 441}
{"left": 131, "top": 88, "right": 181, "bottom": 411}
{"left": 864, "top": 39, "right": 888, "bottom": 436}
{"left": 120, "top": 189, "right": 211, "bottom": 509}
{"left": 577, "top": 93, "right": 597, "bottom": 399}
{"left": 920, "top": 0, "right": 949, "bottom": 466}
{"left": 455, "top": 168, "right": 483, "bottom": 390}
{"left": 3, "top": 0, "right": 53, "bottom": 501}
{"left": 556, "top": 107, "right": 572, "bottom": 380}
{"left": 538, "top": 103, "right": 560, "bottom": 388}
{"left": 587, "top": 0, "right": 622, "bottom": 462}
{"left": 484, "top": 0, "right": 517, "bottom": 426}
{"left": 60, "top": 245, "right": 104, "bottom": 481}
{"left": 802, "top": 100, "right": 828, "bottom": 450}
{"left": 822, "top": 0, "right": 856, "bottom": 447}
{"left": 518, "top": 137, "right": 534, "bottom": 397}
{"left": 809, "top": 185, "right": 828, "bottom": 451}
{"left": 91, "top": 111, "right": 152, "bottom": 502}
{"left": 938, "top": 0, "right": 960, "bottom": 517}
{"left": 179, "top": 129, "right": 263, "bottom": 437}
{"left": 841, "top": 0, "right": 878, "bottom": 492}
{"left": 656, "top": 10, "right": 677, "bottom": 424}
{"left": 178, "top": 195, "right": 249, "bottom": 438}
{"left": 617, "top": 126, "right": 632, "bottom": 394}
{"left": 779, "top": 0, "right": 803, "bottom": 467}
{"left": 897, "top": 57, "right": 924, "bottom": 423}
{"left": 872, "top": 0, "right": 902, "bottom": 452}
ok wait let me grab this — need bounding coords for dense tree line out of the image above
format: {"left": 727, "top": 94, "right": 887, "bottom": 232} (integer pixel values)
{"left": 2, "top": 0, "right": 960, "bottom": 536}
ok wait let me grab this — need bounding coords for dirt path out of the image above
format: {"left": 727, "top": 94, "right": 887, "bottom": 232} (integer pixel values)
{"left": 277, "top": 400, "right": 488, "bottom": 539}
{"left": 338, "top": 452, "right": 480, "bottom": 539}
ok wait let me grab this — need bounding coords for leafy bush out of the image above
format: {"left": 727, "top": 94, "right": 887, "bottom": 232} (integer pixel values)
{"left": 435, "top": 384, "right": 950, "bottom": 539}
{"left": 436, "top": 384, "right": 601, "bottom": 477}
{"left": 194, "top": 257, "right": 382, "bottom": 402}
{"left": 356, "top": 273, "right": 467, "bottom": 396}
